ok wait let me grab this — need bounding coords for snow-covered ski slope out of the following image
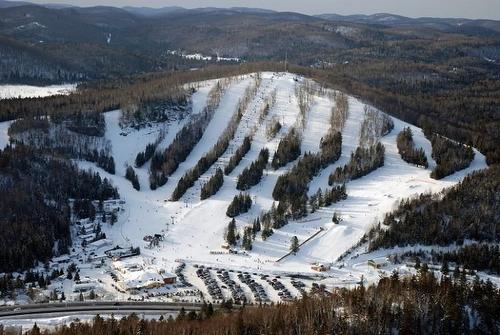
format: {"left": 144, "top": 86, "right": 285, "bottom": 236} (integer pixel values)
{"left": 75, "top": 72, "right": 487, "bottom": 275}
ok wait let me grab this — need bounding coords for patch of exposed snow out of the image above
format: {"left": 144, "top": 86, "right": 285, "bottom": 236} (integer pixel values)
{"left": 0, "top": 120, "right": 14, "bottom": 149}
{"left": 0, "top": 84, "right": 76, "bottom": 100}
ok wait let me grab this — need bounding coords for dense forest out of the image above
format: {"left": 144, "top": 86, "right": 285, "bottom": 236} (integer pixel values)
{"left": 8, "top": 117, "right": 116, "bottom": 174}
{"left": 329, "top": 143, "right": 385, "bottom": 185}
{"left": 0, "top": 145, "right": 118, "bottom": 272}
{"left": 19, "top": 269, "right": 500, "bottom": 335}
{"left": 368, "top": 165, "right": 499, "bottom": 249}
{"left": 271, "top": 128, "right": 302, "bottom": 170}
{"left": 200, "top": 168, "right": 224, "bottom": 200}
{"left": 236, "top": 149, "right": 269, "bottom": 191}
{"left": 226, "top": 193, "right": 253, "bottom": 218}
{"left": 396, "top": 127, "right": 428, "bottom": 168}
{"left": 428, "top": 134, "right": 475, "bottom": 179}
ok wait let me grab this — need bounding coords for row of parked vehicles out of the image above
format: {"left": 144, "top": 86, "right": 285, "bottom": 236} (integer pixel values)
{"left": 191, "top": 264, "right": 313, "bottom": 303}
{"left": 196, "top": 266, "right": 224, "bottom": 300}
{"left": 265, "top": 277, "right": 293, "bottom": 301}
{"left": 237, "top": 272, "right": 270, "bottom": 303}
{"left": 175, "top": 262, "right": 193, "bottom": 287}
{"left": 215, "top": 269, "right": 246, "bottom": 304}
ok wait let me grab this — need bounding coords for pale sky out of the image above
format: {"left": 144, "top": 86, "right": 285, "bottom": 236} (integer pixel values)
{"left": 28, "top": 0, "right": 500, "bottom": 20}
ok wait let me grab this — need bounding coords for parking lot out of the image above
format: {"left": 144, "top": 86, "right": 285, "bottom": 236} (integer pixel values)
{"left": 184, "top": 264, "right": 313, "bottom": 304}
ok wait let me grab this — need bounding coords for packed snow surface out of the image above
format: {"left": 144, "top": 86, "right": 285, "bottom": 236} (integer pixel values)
{"left": 0, "top": 84, "right": 76, "bottom": 100}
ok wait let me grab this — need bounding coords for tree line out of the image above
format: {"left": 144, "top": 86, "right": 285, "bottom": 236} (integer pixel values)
{"left": 125, "top": 166, "right": 140, "bottom": 191}
{"left": 329, "top": 143, "right": 385, "bottom": 185}
{"left": 200, "top": 168, "right": 224, "bottom": 200}
{"left": 236, "top": 149, "right": 269, "bottom": 191}
{"left": 359, "top": 106, "right": 394, "bottom": 147}
{"left": 271, "top": 127, "right": 302, "bottom": 170}
{"left": 224, "top": 136, "right": 252, "bottom": 175}
{"left": 401, "top": 243, "right": 500, "bottom": 276}
{"left": 396, "top": 127, "right": 428, "bottom": 168}
{"left": 309, "top": 185, "right": 348, "bottom": 213}
{"left": 226, "top": 193, "right": 253, "bottom": 218}
{"left": 135, "top": 129, "right": 167, "bottom": 168}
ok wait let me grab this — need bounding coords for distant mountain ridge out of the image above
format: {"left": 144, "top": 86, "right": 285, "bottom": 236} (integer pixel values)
{"left": 317, "top": 12, "right": 500, "bottom": 33}
{"left": 0, "top": 0, "right": 499, "bottom": 86}
{"left": 0, "top": 0, "right": 498, "bottom": 26}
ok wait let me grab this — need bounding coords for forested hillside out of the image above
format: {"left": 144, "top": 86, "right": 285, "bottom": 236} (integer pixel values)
{"left": 368, "top": 165, "right": 499, "bottom": 249}
{"left": 0, "top": 4, "right": 498, "bottom": 329}
{"left": 0, "top": 145, "right": 118, "bottom": 272}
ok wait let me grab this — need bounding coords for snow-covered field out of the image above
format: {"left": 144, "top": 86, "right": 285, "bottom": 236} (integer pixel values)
{"left": 0, "top": 72, "right": 489, "bottom": 306}
{"left": 0, "top": 83, "right": 76, "bottom": 100}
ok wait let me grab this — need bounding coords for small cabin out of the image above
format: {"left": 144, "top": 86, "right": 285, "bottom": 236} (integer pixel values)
{"left": 368, "top": 258, "right": 388, "bottom": 269}
{"left": 311, "top": 263, "right": 331, "bottom": 272}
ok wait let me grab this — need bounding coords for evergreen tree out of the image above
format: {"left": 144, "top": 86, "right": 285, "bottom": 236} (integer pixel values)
{"left": 271, "top": 128, "right": 301, "bottom": 170}
{"left": 252, "top": 218, "right": 261, "bottom": 237}
{"left": 225, "top": 136, "right": 252, "bottom": 175}
{"left": 237, "top": 149, "right": 269, "bottom": 190}
{"left": 290, "top": 236, "right": 299, "bottom": 253}
{"left": 30, "top": 323, "right": 41, "bottom": 335}
{"left": 125, "top": 166, "right": 140, "bottom": 191}
{"left": 242, "top": 227, "right": 253, "bottom": 251}
{"left": 226, "top": 218, "right": 237, "bottom": 246}
{"left": 226, "top": 193, "right": 253, "bottom": 217}
{"left": 200, "top": 168, "right": 224, "bottom": 200}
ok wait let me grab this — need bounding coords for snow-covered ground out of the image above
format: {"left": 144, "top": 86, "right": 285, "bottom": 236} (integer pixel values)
{"left": 0, "top": 84, "right": 77, "bottom": 149}
{"left": 0, "top": 72, "right": 489, "bottom": 306}
{"left": 72, "top": 72, "right": 487, "bottom": 285}
{"left": 0, "top": 120, "right": 13, "bottom": 149}
{"left": 0, "top": 84, "right": 76, "bottom": 100}
{"left": 167, "top": 50, "right": 240, "bottom": 62}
